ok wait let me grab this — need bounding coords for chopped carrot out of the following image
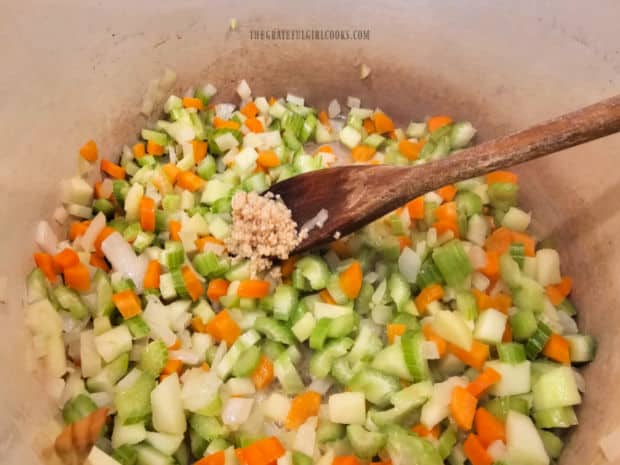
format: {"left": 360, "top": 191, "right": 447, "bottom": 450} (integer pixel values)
{"left": 89, "top": 253, "right": 110, "bottom": 272}
{"left": 285, "top": 390, "right": 321, "bottom": 430}
{"left": 257, "top": 150, "right": 281, "bottom": 168}
{"left": 493, "top": 293, "right": 512, "bottom": 314}
{"left": 79, "top": 140, "right": 98, "bottom": 162}
{"left": 484, "top": 227, "right": 514, "bottom": 256}
{"left": 201, "top": 362, "right": 210, "bottom": 372}
{"left": 161, "top": 358, "right": 183, "bottom": 376}
{"left": 472, "top": 289, "right": 494, "bottom": 311}
{"left": 191, "top": 316, "right": 208, "bottom": 333}
{"left": 147, "top": 140, "right": 165, "bottom": 156}
{"left": 435, "top": 202, "right": 457, "bottom": 223}
{"left": 339, "top": 261, "right": 363, "bottom": 299}
{"left": 542, "top": 333, "right": 571, "bottom": 364}
{"left": 318, "top": 110, "right": 329, "bottom": 126}
{"left": 467, "top": 367, "right": 502, "bottom": 398}
{"left": 207, "top": 278, "right": 230, "bottom": 302}
{"left": 387, "top": 324, "right": 407, "bottom": 344}
{"left": 479, "top": 250, "right": 499, "bottom": 281}
{"left": 463, "top": 434, "right": 493, "bottom": 465}
{"left": 205, "top": 310, "right": 241, "bottom": 346}
{"left": 162, "top": 163, "right": 180, "bottom": 183}
{"left": 406, "top": 196, "right": 425, "bottom": 220}
{"left": 502, "top": 325, "right": 513, "bottom": 342}
{"left": 411, "top": 423, "right": 441, "bottom": 439}
{"left": 415, "top": 284, "right": 444, "bottom": 313}
{"left": 510, "top": 231, "right": 536, "bottom": 257}
{"left": 332, "top": 456, "right": 360, "bottom": 465}
{"left": 195, "top": 235, "right": 225, "bottom": 251}
{"left": 112, "top": 289, "right": 142, "bottom": 319}
{"left": 398, "top": 235, "right": 412, "bottom": 251}
{"left": 546, "top": 276, "right": 573, "bottom": 305}
{"left": 34, "top": 252, "right": 57, "bottom": 282}
{"left": 176, "top": 171, "right": 205, "bottom": 192}
{"left": 556, "top": 275, "right": 573, "bottom": 296}
{"left": 474, "top": 407, "right": 506, "bottom": 446}
{"left": 69, "top": 221, "right": 91, "bottom": 241}
{"left": 235, "top": 437, "right": 285, "bottom": 465}
{"left": 373, "top": 112, "right": 395, "bottom": 134}
{"left": 427, "top": 115, "right": 453, "bottom": 133}
{"left": 168, "top": 338, "right": 181, "bottom": 350}
{"left": 53, "top": 248, "right": 80, "bottom": 271}
{"left": 168, "top": 220, "right": 182, "bottom": 241}
{"left": 422, "top": 325, "right": 448, "bottom": 357}
{"left": 245, "top": 117, "right": 264, "bottom": 133}
{"left": 351, "top": 145, "right": 376, "bottom": 162}
{"left": 485, "top": 170, "right": 518, "bottom": 185}
{"left": 94, "top": 182, "right": 108, "bottom": 199}
{"left": 251, "top": 355, "right": 275, "bottom": 390}
{"left": 139, "top": 196, "right": 156, "bottom": 232}
{"left": 280, "top": 257, "right": 297, "bottom": 278}
{"left": 450, "top": 386, "right": 478, "bottom": 430}
{"left": 268, "top": 97, "right": 277, "bottom": 106}
{"left": 433, "top": 219, "right": 459, "bottom": 239}
{"left": 192, "top": 140, "right": 208, "bottom": 163}
{"left": 182, "top": 265, "right": 204, "bottom": 301}
{"left": 449, "top": 340, "right": 490, "bottom": 371}
{"left": 241, "top": 101, "right": 259, "bottom": 118}
{"left": 182, "top": 97, "right": 204, "bottom": 110}
{"left": 437, "top": 184, "right": 457, "bottom": 202}
{"left": 398, "top": 140, "right": 424, "bottom": 160}
{"left": 100, "top": 159, "right": 125, "bottom": 179}
{"left": 319, "top": 289, "right": 337, "bottom": 305}
{"left": 363, "top": 118, "right": 376, "bottom": 134}
{"left": 63, "top": 263, "right": 91, "bottom": 292}
{"left": 317, "top": 145, "right": 334, "bottom": 154}
{"left": 94, "top": 226, "right": 115, "bottom": 257}
{"left": 213, "top": 117, "right": 240, "bottom": 130}
{"left": 195, "top": 450, "right": 226, "bottom": 465}
{"left": 54, "top": 407, "right": 109, "bottom": 458}
{"left": 237, "top": 280, "right": 271, "bottom": 298}
{"left": 132, "top": 142, "right": 146, "bottom": 158}
{"left": 330, "top": 239, "right": 351, "bottom": 259}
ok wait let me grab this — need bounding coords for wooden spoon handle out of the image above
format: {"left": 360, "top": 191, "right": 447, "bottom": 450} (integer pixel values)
{"left": 396, "top": 94, "right": 620, "bottom": 200}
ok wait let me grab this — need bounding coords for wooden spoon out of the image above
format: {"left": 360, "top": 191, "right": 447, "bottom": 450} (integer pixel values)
{"left": 269, "top": 94, "right": 620, "bottom": 254}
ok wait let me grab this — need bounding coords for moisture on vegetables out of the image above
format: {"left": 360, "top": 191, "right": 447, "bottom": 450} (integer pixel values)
{"left": 26, "top": 79, "right": 595, "bottom": 465}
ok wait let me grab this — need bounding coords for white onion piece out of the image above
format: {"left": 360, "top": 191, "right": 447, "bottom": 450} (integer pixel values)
{"left": 79, "top": 212, "right": 106, "bottom": 252}
{"left": 35, "top": 220, "right": 58, "bottom": 254}
{"left": 422, "top": 341, "right": 440, "bottom": 360}
{"left": 363, "top": 271, "right": 379, "bottom": 284}
{"left": 170, "top": 350, "right": 200, "bottom": 366}
{"left": 286, "top": 93, "right": 304, "bottom": 106}
{"left": 203, "top": 242, "right": 226, "bottom": 255}
{"left": 346, "top": 96, "right": 361, "bottom": 108}
{"left": 468, "top": 245, "right": 487, "bottom": 269}
{"left": 398, "top": 247, "right": 421, "bottom": 283}
{"left": 202, "top": 83, "right": 217, "bottom": 97}
{"left": 572, "top": 368, "right": 586, "bottom": 393}
{"left": 487, "top": 440, "right": 507, "bottom": 461}
{"left": 53, "top": 206, "right": 69, "bottom": 225}
{"left": 210, "top": 341, "right": 228, "bottom": 371}
{"left": 307, "top": 378, "right": 333, "bottom": 395}
{"left": 472, "top": 272, "right": 491, "bottom": 291}
{"left": 328, "top": 99, "right": 341, "bottom": 118}
{"left": 142, "top": 296, "right": 176, "bottom": 346}
{"left": 215, "top": 103, "right": 236, "bottom": 120}
{"left": 236, "top": 80, "right": 252, "bottom": 100}
{"left": 101, "top": 232, "right": 147, "bottom": 291}
{"left": 293, "top": 416, "right": 317, "bottom": 457}
{"left": 558, "top": 311, "right": 579, "bottom": 335}
{"left": 222, "top": 397, "right": 254, "bottom": 427}
{"left": 300, "top": 208, "right": 329, "bottom": 233}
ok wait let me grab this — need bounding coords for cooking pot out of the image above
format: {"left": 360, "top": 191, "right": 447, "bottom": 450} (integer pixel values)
{"left": 1, "top": 0, "right": 619, "bottom": 463}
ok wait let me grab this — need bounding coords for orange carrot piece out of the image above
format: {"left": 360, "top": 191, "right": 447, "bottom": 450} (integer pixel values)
{"left": 435, "top": 202, "right": 457, "bottom": 223}
{"left": 510, "top": 231, "right": 536, "bottom": 257}
{"left": 191, "top": 316, "right": 208, "bottom": 333}
{"left": 79, "top": 140, "right": 98, "bottom": 162}
{"left": 236, "top": 437, "right": 285, "bottom": 465}
{"left": 63, "top": 263, "right": 91, "bottom": 292}
{"left": 205, "top": 310, "right": 241, "bottom": 346}
{"left": 467, "top": 367, "right": 502, "bottom": 398}
{"left": 34, "top": 252, "right": 57, "bottom": 282}
{"left": 373, "top": 112, "right": 395, "bottom": 134}
{"left": 139, "top": 196, "right": 156, "bottom": 232}
{"left": 133, "top": 142, "right": 146, "bottom": 158}
{"left": 53, "top": 248, "right": 80, "bottom": 271}
{"left": 339, "top": 261, "right": 363, "bottom": 299}
{"left": 351, "top": 145, "right": 376, "bottom": 162}
{"left": 207, "top": 279, "right": 229, "bottom": 302}
{"left": 201, "top": 362, "right": 211, "bottom": 372}
{"left": 94, "top": 226, "right": 115, "bottom": 257}
{"left": 195, "top": 451, "right": 226, "bottom": 465}
{"left": 213, "top": 117, "right": 240, "bottom": 130}
{"left": 146, "top": 140, "right": 165, "bottom": 156}
{"left": 363, "top": 118, "right": 376, "bottom": 134}
{"left": 411, "top": 423, "right": 441, "bottom": 439}
{"left": 474, "top": 407, "right": 506, "bottom": 446}
{"left": 406, "top": 196, "right": 425, "bottom": 220}
{"left": 463, "top": 434, "right": 493, "bottom": 465}
{"left": 176, "top": 171, "right": 205, "bottom": 192}
{"left": 280, "top": 257, "right": 298, "bottom": 278}
{"left": 332, "top": 456, "right": 360, "bottom": 465}
{"left": 502, "top": 325, "right": 513, "bottom": 342}
{"left": 241, "top": 101, "right": 259, "bottom": 118}
{"left": 318, "top": 110, "right": 329, "bottom": 126}
{"left": 161, "top": 358, "right": 183, "bottom": 376}
{"left": 168, "top": 338, "right": 181, "bottom": 350}
{"left": 542, "top": 333, "right": 571, "bottom": 364}
{"left": 168, "top": 220, "right": 182, "bottom": 241}
{"left": 319, "top": 289, "right": 337, "bottom": 305}
{"left": 268, "top": 97, "right": 277, "bottom": 106}
{"left": 237, "top": 280, "right": 271, "bottom": 298}
{"left": 450, "top": 386, "right": 478, "bottom": 430}
{"left": 546, "top": 276, "right": 573, "bottom": 305}
{"left": 162, "top": 163, "right": 180, "bottom": 183}
{"left": 330, "top": 239, "right": 351, "bottom": 259}
{"left": 251, "top": 355, "right": 275, "bottom": 390}
{"left": 493, "top": 293, "right": 512, "bottom": 314}
{"left": 112, "top": 289, "right": 142, "bottom": 319}
{"left": 479, "top": 250, "right": 499, "bottom": 281}
{"left": 398, "top": 235, "right": 413, "bottom": 251}
{"left": 398, "top": 140, "right": 424, "bottom": 160}
{"left": 484, "top": 227, "right": 514, "bottom": 256}
{"left": 182, "top": 97, "right": 204, "bottom": 110}
{"left": 195, "top": 235, "right": 225, "bottom": 251}
{"left": 472, "top": 289, "right": 494, "bottom": 311}
{"left": 257, "top": 150, "right": 281, "bottom": 168}
{"left": 415, "top": 284, "right": 444, "bottom": 313}
{"left": 433, "top": 220, "right": 460, "bottom": 239}
{"left": 387, "top": 323, "right": 407, "bottom": 344}
{"left": 181, "top": 265, "right": 204, "bottom": 301}
{"left": 485, "top": 170, "right": 518, "bottom": 185}
{"left": 449, "top": 340, "right": 490, "bottom": 371}
{"left": 245, "top": 117, "right": 264, "bottom": 133}
{"left": 69, "top": 221, "right": 90, "bottom": 240}
{"left": 437, "top": 184, "right": 457, "bottom": 202}
{"left": 427, "top": 115, "right": 453, "bottom": 133}
{"left": 422, "top": 325, "right": 448, "bottom": 357}
{"left": 89, "top": 253, "right": 110, "bottom": 272}
{"left": 285, "top": 390, "right": 321, "bottom": 430}
{"left": 100, "top": 159, "right": 125, "bottom": 179}
{"left": 317, "top": 145, "right": 334, "bottom": 154}
{"left": 192, "top": 140, "right": 208, "bottom": 163}
{"left": 556, "top": 275, "right": 573, "bottom": 296}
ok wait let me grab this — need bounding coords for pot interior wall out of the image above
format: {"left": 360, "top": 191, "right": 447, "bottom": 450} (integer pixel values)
{"left": 1, "top": 1, "right": 619, "bottom": 463}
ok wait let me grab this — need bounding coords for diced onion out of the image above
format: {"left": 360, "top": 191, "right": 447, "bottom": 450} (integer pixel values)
{"left": 202, "top": 83, "right": 217, "bottom": 97}
{"left": 468, "top": 245, "right": 487, "bottom": 269}
{"left": 101, "top": 232, "right": 148, "bottom": 291}
{"left": 398, "top": 247, "right": 421, "bottom": 283}
{"left": 293, "top": 416, "right": 317, "bottom": 457}
{"left": 170, "top": 350, "right": 200, "bottom": 366}
{"left": 363, "top": 271, "right": 379, "bottom": 284}
{"left": 53, "top": 206, "right": 69, "bottom": 225}
{"left": 35, "top": 220, "right": 59, "bottom": 254}
{"left": 286, "top": 93, "right": 304, "bottom": 106}
{"left": 222, "top": 397, "right": 254, "bottom": 427}
{"left": 557, "top": 310, "right": 579, "bottom": 335}
{"left": 346, "top": 96, "right": 361, "bottom": 108}
{"left": 424, "top": 191, "right": 443, "bottom": 204}
{"left": 236, "top": 80, "right": 252, "bottom": 100}
{"left": 307, "top": 378, "right": 333, "bottom": 395}
{"left": 300, "top": 208, "right": 329, "bottom": 233}
{"left": 215, "top": 103, "right": 236, "bottom": 121}
{"left": 572, "top": 368, "right": 586, "bottom": 393}
{"left": 328, "top": 99, "right": 341, "bottom": 118}
{"left": 422, "top": 341, "right": 440, "bottom": 360}
{"left": 79, "top": 212, "right": 107, "bottom": 252}
{"left": 472, "top": 272, "right": 491, "bottom": 291}
{"left": 487, "top": 440, "right": 507, "bottom": 461}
